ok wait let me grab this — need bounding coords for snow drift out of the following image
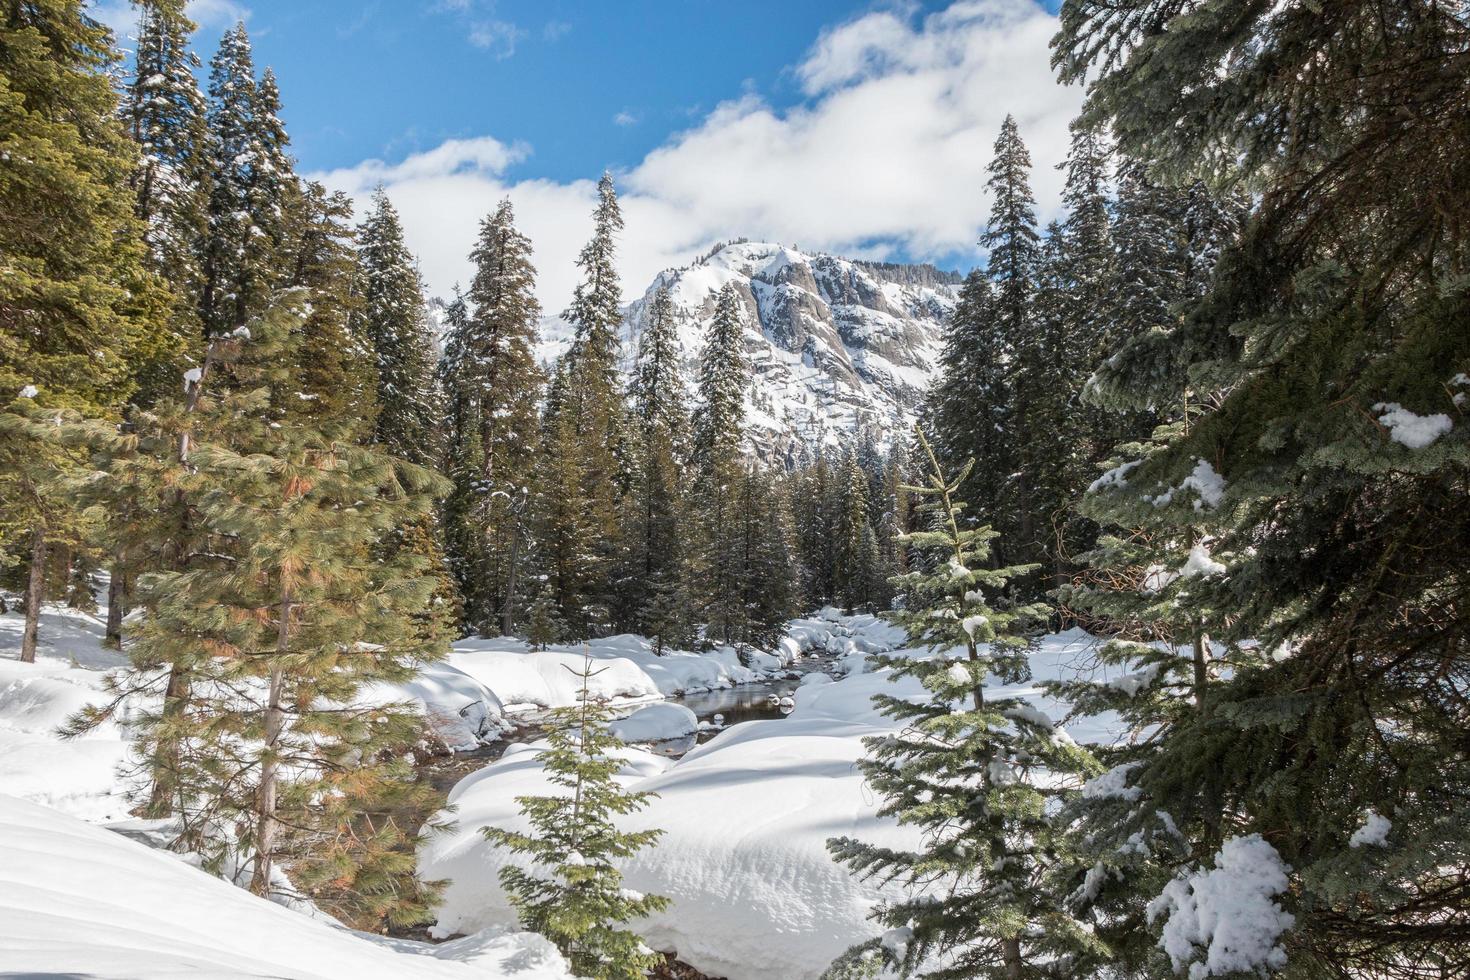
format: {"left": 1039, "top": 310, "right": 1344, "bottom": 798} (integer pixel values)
{"left": 0, "top": 792, "right": 573, "bottom": 979}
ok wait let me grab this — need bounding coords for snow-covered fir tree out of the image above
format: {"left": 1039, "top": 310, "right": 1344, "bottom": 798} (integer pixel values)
{"left": 535, "top": 359, "right": 607, "bottom": 638}
{"left": 286, "top": 181, "right": 377, "bottom": 438}
{"left": 355, "top": 187, "right": 439, "bottom": 465}
{"left": 486, "top": 654, "right": 670, "bottom": 979}
{"left": 439, "top": 198, "right": 544, "bottom": 635}
{"left": 691, "top": 284, "right": 752, "bottom": 645}
{"left": 121, "top": 0, "right": 209, "bottom": 398}
{"left": 827, "top": 430, "right": 1099, "bottom": 979}
{"left": 198, "top": 23, "right": 293, "bottom": 339}
{"left": 620, "top": 285, "right": 693, "bottom": 650}
{"left": 978, "top": 115, "right": 1042, "bottom": 570}
{"left": 548, "top": 172, "right": 628, "bottom": 629}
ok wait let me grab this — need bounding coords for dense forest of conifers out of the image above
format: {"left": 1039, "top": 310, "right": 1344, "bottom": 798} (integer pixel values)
{"left": 2, "top": 0, "right": 1467, "bottom": 974}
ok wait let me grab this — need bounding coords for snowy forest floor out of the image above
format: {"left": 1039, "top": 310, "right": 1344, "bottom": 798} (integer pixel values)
{"left": 0, "top": 599, "right": 1132, "bottom": 980}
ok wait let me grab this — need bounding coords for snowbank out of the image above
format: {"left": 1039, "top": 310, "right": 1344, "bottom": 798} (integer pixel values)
{"left": 0, "top": 603, "right": 514, "bottom": 817}
{"left": 0, "top": 793, "right": 572, "bottom": 979}
{"left": 365, "top": 659, "right": 511, "bottom": 752}
{"left": 446, "top": 632, "right": 767, "bottom": 713}
{"left": 609, "top": 702, "right": 700, "bottom": 743}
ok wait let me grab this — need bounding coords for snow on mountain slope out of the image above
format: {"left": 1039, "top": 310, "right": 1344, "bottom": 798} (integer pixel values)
{"left": 539, "top": 241, "right": 959, "bottom": 465}
{"left": 0, "top": 793, "right": 573, "bottom": 979}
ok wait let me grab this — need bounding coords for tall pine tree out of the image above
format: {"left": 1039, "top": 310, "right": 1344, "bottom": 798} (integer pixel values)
{"left": 440, "top": 198, "right": 543, "bottom": 634}
{"left": 1055, "top": 0, "right": 1470, "bottom": 969}
{"left": 620, "top": 285, "right": 692, "bottom": 649}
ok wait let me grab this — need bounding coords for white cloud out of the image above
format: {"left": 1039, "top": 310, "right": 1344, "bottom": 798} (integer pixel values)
{"left": 89, "top": 0, "right": 249, "bottom": 43}
{"left": 187, "top": 0, "right": 251, "bottom": 29}
{"left": 613, "top": 110, "right": 639, "bottom": 127}
{"left": 312, "top": 0, "right": 1083, "bottom": 312}
{"left": 467, "top": 18, "right": 524, "bottom": 58}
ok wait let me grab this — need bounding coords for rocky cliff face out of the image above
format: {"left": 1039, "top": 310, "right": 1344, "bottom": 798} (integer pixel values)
{"left": 622, "top": 241, "right": 959, "bottom": 466}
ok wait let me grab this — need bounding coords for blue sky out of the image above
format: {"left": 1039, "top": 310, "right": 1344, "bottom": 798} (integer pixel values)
{"left": 97, "top": 0, "right": 1082, "bottom": 307}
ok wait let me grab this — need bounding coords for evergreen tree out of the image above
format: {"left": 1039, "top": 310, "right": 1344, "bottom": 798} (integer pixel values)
{"left": 927, "top": 271, "right": 1008, "bottom": 543}
{"left": 486, "top": 654, "right": 670, "bottom": 978}
{"left": 833, "top": 453, "right": 875, "bottom": 611}
{"left": 536, "top": 361, "right": 605, "bottom": 638}
{"left": 198, "top": 23, "right": 291, "bottom": 339}
{"left": 621, "top": 285, "right": 693, "bottom": 650}
{"left": 827, "top": 431, "right": 1099, "bottom": 978}
{"left": 1055, "top": 0, "right": 1470, "bottom": 970}
{"left": 440, "top": 199, "right": 543, "bottom": 634}
{"left": 71, "top": 294, "right": 449, "bottom": 929}
{"left": 355, "top": 187, "right": 438, "bottom": 465}
{"left": 690, "top": 284, "right": 752, "bottom": 645}
{"left": 793, "top": 447, "right": 839, "bottom": 605}
{"left": 734, "top": 466, "right": 799, "bottom": 651}
{"left": 437, "top": 290, "right": 487, "bottom": 632}
{"left": 553, "top": 172, "right": 628, "bottom": 625}
{"left": 286, "top": 181, "right": 376, "bottom": 437}
{"left": 0, "top": 0, "right": 165, "bottom": 662}
{"left": 1044, "top": 422, "right": 1240, "bottom": 975}
{"left": 1018, "top": 224, "right": 1089, "bottom": 586}
{"left": 121, "top": 0, "right": 209, "bottom": 400}
{"left": 979, "top": 115, "right": 1041, "bottom": 568}
{"left": 524, "top": 583, "right": 566, "bottom": 652}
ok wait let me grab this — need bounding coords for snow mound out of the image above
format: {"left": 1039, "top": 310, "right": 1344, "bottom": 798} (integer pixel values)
{"left": 447, "top": 633, "right": 762, "bottom": 713}
{"left": 366, "top": 659, "right": 511, "bottom": 751}
{"left": 609, "top": 702, "right": 699, "bottom": 743}
{"left": 0, "top": 640, "right": 134, "bottom": 822}
{"left": 0, "top": 793, "right": 571, "bottom": 979}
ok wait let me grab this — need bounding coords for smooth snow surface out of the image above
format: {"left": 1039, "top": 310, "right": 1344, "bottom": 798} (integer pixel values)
{"left": 0, "top": 793, "right": 572, "bottom": 979}
{"left": 1147, "top": 834, "right": 1294, "bottom": 979}
{"left": 0, "top": 606, "right": 135, "bottom": 821}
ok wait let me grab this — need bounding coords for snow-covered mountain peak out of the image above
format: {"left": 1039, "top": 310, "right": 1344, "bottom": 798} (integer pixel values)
{"left": 628, "top": 240, "right": 960, "bottom": 466}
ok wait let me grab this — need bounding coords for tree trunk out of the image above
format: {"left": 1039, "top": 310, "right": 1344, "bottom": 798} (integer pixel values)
{"left": 1192, "top": 629, "right": 1210, "bottom": 712}
{"left": 19, "top": 527, "right": 47, "bottom": 664}
{"left": 250, "top": 587, "right": 291, "bottom": 896}
{"left": 146, "top": 347, "right": 216, "bottom": 813}
{"left": 500, "top": 519, "right": 522, "bottom": 637}
{"left": 145, "top": 663, "right": 191, "bottom": 818}
{"left": 1002, "top": 936, "right": 1023, "bottom": 980}
{"left": 104, "top": 556, "right": 125, "bottom": 649}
